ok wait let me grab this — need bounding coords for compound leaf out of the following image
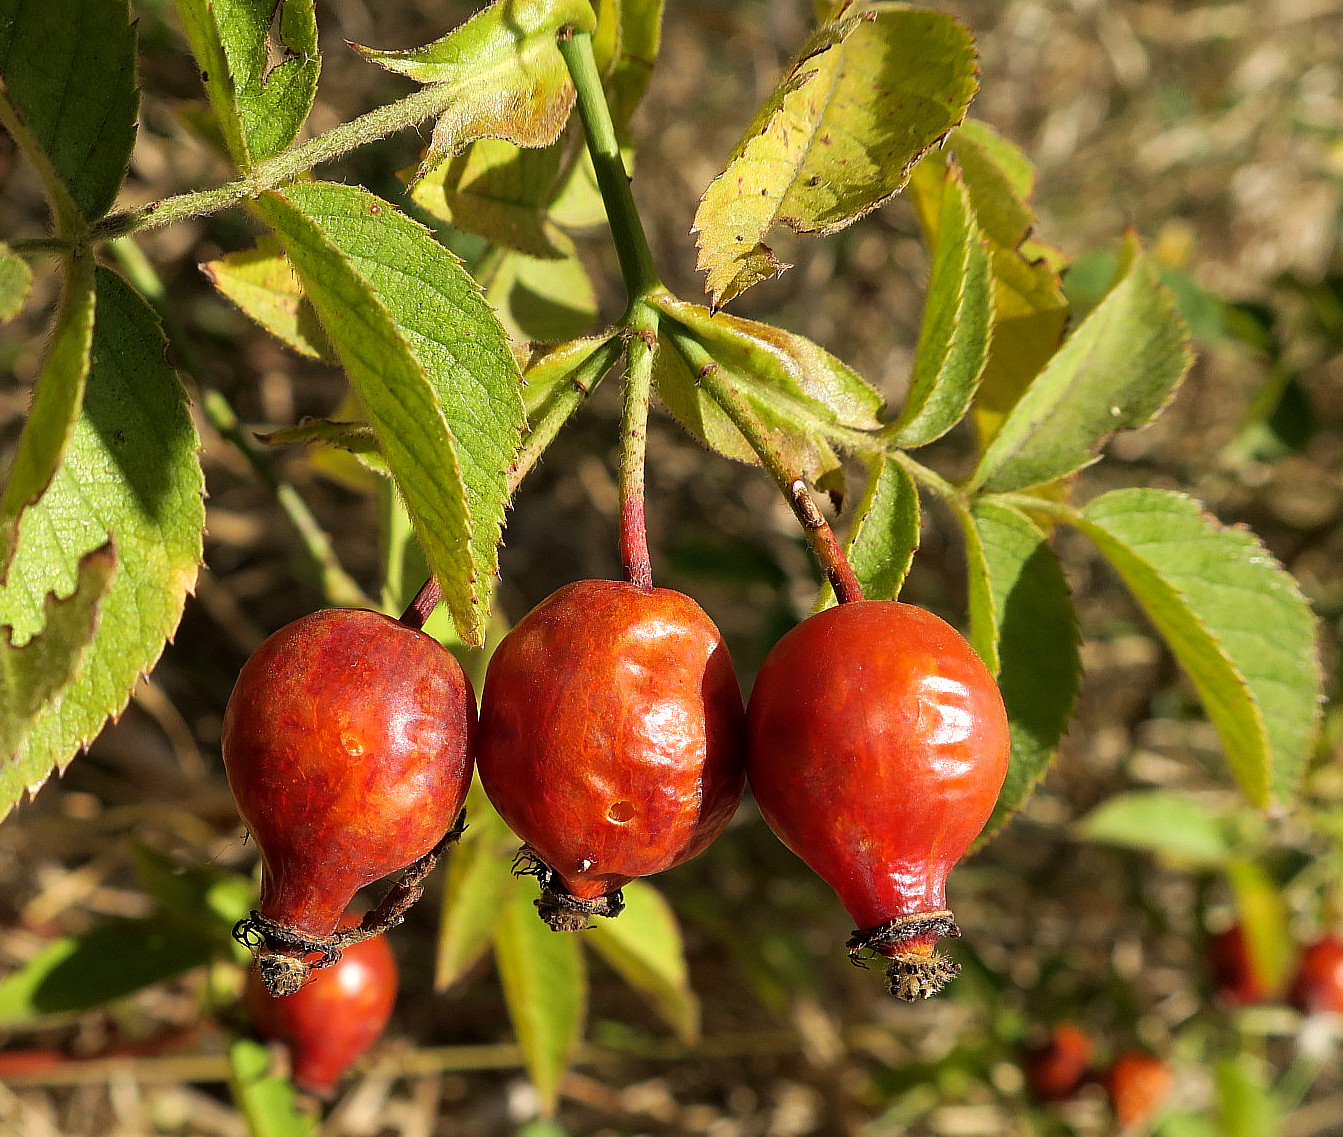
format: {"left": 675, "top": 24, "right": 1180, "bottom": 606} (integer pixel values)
{"left": 254, "top": 182, "right": 525, "bottom": 645}
{"left": 494, "top": 884, "right": 586, "bottom": 1115}
{"left": 174, "top": 0, "right": 320, "bottom": 166}
{"left": 353, "top": 0, "right": 595, "bottom": 181}
{"left": 964, "top": 500, "right": 1079, "bottom": 841}
{"left": 0, "top": 0, "right": 138, "bottom": 224}
{"left": 585, "top": 880, "right": 699, "bottom": 1045}
{"left": 1073, "top": 489, "right": 1320, "bottom": 806}
{"left": 485, "top": 250, "right": 598, "bottom": 344}
{"left": 693, "top": 5, "right": 977, "bottom": 307}
{"left": 0, "top": 268, "right": 204, "bottom": 816}
{"left": 891, "top": 161, "right": 991, "bottom": 447}
{"left": 972, "top": 237, "right": 1193, "bottom": 493}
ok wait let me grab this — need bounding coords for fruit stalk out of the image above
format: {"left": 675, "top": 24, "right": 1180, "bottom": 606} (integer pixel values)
{"left": 619, "top": 309, "right": 659, "bottom": 589}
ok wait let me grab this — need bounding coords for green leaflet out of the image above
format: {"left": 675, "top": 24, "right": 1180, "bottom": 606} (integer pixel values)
{"left": 654, "top": 293, "right": 882, "bottom": 491}
{"left": 435, "top": 781, "right": 518, "bottom": 990}
{"left": 0, "top": 545, "right": 114, "bottom": 770}
{"left": 412, "top": 139, "right": 572, "bottom": 259}
{"left": 494, "top": 885, "right": 587, "bottom": 1115}
{"left": 174, "top": 0, "right": 319, "bottom": 166}
{"left": 1074, "top": 488, "right": 1321, "bottom": 806}
{"left": 353, "top": 0, "right": 596, "bottom": 181}
{"left": 485, "top": 250, "right": 598, "bottom": 344}
{"left": 603, "top": 0, "right": 665, "bottom": 138}
{"left": 972, "top": 238, "right": 1192, "bottom": 493}
{"left": 0, "top": 268, "right": 204, "bottom": 817}
{"left": 0, "top": 916, "right": 216, "bottom": 1025}
{"left": 228, "top": 1037, "right": 319, "bottom": 1137}
{"left": 253, "top": 182, "right": 525, "bottom": 646}
{"left": 1077, "top": 791, "right": 1234, "bottom": 866}
{"left": 585, "top": 880, "right": 699, "bottom": 1044}
{"left": 908, "top": 118, "right": 1069, "bottom": 448}
{"left": 693, "top": 5, "right": 978, "bottom": 307}
{"left": 818, "top": 456, "right": 919, "bottom": 610}
{"left": 0, "top": 246, "right": 96, "bottom": 570}
{"left": 200, "top": 238, "right": 334, "bottom": 360}
{"left": 891, "top": 162, "right": 992, "bottom": 448}
{"left": 0, "top": 0, "right": 138, "bottom": 224}
{"left": 0, "top": 244, "right": 33, "bottom": 321}
{"left": 1225, "top": 858, "right": 1294, "bottom": 997}
{"left": 964, "top": 500, "right": 1079, "bottom": 842}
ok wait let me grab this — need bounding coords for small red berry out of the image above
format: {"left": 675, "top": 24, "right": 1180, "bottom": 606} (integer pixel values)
{"left": 223, "top": 608, "right": 475, "bottom": 991}
{"left": 1103, "top": 1051, "right": 1173, "bottom": 1128}
{"left": 1207, "top": 923, "right": 1274, "bottom": 1006}
{"left": 745, "top": 600, "right": 1009, "bottom": 999}
{"left": 248, "top": 926, "right": 398, "bottom": 1098}
{"left": 1289, "top": 934, "right": 1343, "bottom": 1015}
{"left": 1022, "top": 1023, "right": 1093, "bottom": 1103}
{"left": 477, "top": 580, "right": 745, "bottom": 928}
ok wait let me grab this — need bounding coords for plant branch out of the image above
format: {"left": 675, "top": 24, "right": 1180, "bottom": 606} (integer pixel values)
{"left": 91, "top": 83, "right": 458, "bottom": 244}
{"left": 620, "top": 307, "right": 659, "bottom": 587}
{"left": 662, "top": 320, "right": 863, "bottom": 604}
{"left": 558, "top": 31, "right": 661, "bottom": 307}
{"left": 108, "top": 238, "right": 373, "bottom": 611}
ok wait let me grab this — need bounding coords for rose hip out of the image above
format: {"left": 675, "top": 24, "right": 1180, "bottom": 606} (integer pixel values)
{"left": 746, "top": 600, "right": 1009, "bottom": 999}
{"left": 248, "top": 923, "right": 397, "bottom": 1098}
{"left": 1022, "top": 1023, "right": 1093, "bottom": 1103}
{"left": 224, "top": 608, "right": 474, "bottom": 992}
{"left": 1289, "top": 934, "right": 1343, "bottom": 1015}
{"left": 477, "top": 580, "right": 745, "bottom": 929}
{"left": 1103, "top": 1051, "right": 1173, "bottom": 1128}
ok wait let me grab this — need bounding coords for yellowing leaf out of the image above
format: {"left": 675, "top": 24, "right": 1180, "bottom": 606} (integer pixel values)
{"left": 693, "top": 5, "right": 978, "bottom": 307}
{"left": 201, "top": 238, "right": 333, "bottom": 360}
{"left": 353, "top": 0, "right": 596, "bottom": 181}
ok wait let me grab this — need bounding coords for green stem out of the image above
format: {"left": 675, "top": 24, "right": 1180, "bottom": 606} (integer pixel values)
{"left": 620, "top": 306, "right": 659, "bottom": 587}
{"left": 662, "top": 319, "right": 863, "bottom": 604}
{"left": 558, "top": 31, "right": 661, "bottom": 307}
{"left": 989, "top": 491, "right": 1082, "bottom": 524}
{"left": 888, "top": 448, "right": 965, "bottom": 506}
{"left": 90, "top": 83, "right": 458, "bottom": 244}
{"left": 108, "top": 238, "right": 372, "bottom": 611}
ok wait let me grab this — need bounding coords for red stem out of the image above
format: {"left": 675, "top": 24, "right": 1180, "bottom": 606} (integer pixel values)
{"left": 789, "top": 479, "right": 864, "bottom": 604}
{"left": 399, "top": 577, "right": 442, "bottom": 630}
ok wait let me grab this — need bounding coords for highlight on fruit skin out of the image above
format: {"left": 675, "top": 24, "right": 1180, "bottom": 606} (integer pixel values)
{"left": 247, "top": 918, "right": 398, "bottom": 1099}
{"left": 222, "top": 607, "right": 476, "bottom": 992}
{"left": 476, "top": 579, "right": 746, "bottom": 930}
{"left": 745, "top": 599, "right": 1010, "bottom": 1000}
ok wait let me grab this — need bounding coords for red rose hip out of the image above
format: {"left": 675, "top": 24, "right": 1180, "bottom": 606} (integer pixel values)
{"left": 1289, "top": 934, "right": 1343, "bottom": 1014}
{"left": 1022, "top": 1023, "right": 1093, "bottom": 1103}
{"left": 746, "top": 600, "right": 1009, "bottom": 999}
{"left": 477, "top": 580, "right": 745, "bottom": 929}
{"left": 224, "top": 608, "right": 475, "bottom": 992}
{"left": 1103, "top": 1051, "right": 1173, "bottom": 1127}
{"left": 248, "top": 924, "right": 398, "bottom": 1098}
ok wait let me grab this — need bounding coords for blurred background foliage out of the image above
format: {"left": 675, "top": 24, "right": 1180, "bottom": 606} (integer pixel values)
{"left": 1, "top": 0, "right": 1342, "bottom": 1135}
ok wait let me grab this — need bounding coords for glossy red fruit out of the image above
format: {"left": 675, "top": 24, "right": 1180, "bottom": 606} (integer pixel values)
{"left": 1022, "top": 1023, "right": 1093, "bottom": 1104}
{"left": 1207, "top": 922, "right": 1275, "bottom": 1006}
{"left": 223, "top": 608, "right": 475, "bottom": 990}
{"left": 1288, "top": 934, "right": 1343, "bottom": 1014}
{"left": 477, "top": 580, "right": 745, "bottom": 928}
{"left": 1103, "top": 1051, "right": 1173, "bottom": 1128}
{"left": 248, "top": 925, "right": 398, "bottom": 1098}
{"left": 745, "top": 600, "right": 1009, "bottom": 999}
